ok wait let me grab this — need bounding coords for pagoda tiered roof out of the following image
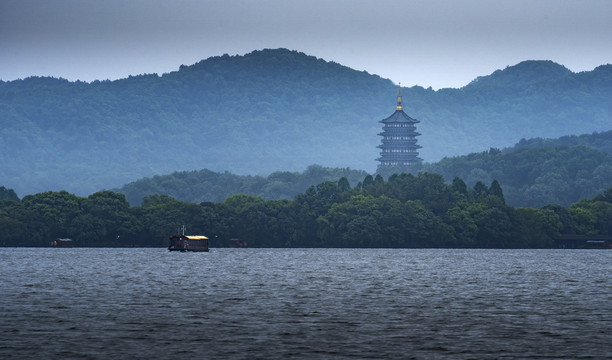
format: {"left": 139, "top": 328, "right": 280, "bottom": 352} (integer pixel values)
{"left": 379, "top": 109, "right": 420, "bottom": 124}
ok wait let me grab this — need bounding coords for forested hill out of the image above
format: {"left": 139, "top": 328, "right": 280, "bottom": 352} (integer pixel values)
{"left": 508, "top": 131, "right": 612, "bottom": 154}
{"left": 1, "top": 48, "right": 611, "bottom": 196}
{"left": 423, "top": 130, "right": 612, "bottom": 208}
{"left": 118, "top": 165, "right": 369, "bottom": 206}
{"left": 117, "top": 131, "right": 612, "bottom": 208}
{"left": 424, "top": 143, "right": 612, "bottom": 208}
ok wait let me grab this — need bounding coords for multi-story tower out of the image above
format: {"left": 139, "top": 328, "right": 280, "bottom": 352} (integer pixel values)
{"left": 376, "top": 86, "right": 422, "bottom": 172}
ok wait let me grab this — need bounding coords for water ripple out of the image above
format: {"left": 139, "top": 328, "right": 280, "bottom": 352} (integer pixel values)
{"left": 1, "top": 248, "right": 610, "bottom": 359}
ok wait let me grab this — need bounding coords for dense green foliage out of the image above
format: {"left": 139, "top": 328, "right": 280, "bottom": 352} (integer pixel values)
{"left": 118, "top": 165, "right": 368, "bottom": 206}
{"left": 0, "top": 186, "right": 19, "bottom": 201}
{"left": 1, "top": 49, "right": 611, "bottom": 197}
{"left": 2, "top": 175, "right": 611, "bottom": 249}
{"left": 423, "top": 141, "right": 612, "bottom": 207}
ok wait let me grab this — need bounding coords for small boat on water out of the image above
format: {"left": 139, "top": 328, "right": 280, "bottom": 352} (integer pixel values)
{"left": 51, "top": 238, "right": 73, "bottom": 248}
{"left": 553, "top": 234, "right": 612, "bottom": 249}
{"left": 168, "top": 227, "right": 209, "bottom": 252}
{"left": 168, "top": 234, "right": 209, "bottom": 252}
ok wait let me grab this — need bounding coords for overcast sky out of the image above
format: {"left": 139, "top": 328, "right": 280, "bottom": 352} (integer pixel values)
{"left": 1, "top": 0, "right": 611, "bottom": 89}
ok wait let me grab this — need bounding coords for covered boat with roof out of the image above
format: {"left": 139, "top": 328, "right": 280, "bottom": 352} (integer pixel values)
{"left": 168, "top": 226, "right": 209, "bottom": 252}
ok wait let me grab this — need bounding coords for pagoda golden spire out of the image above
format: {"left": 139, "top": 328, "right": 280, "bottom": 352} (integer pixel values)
{"left": 396, "top": 82, "right": 403, "bottom": 111}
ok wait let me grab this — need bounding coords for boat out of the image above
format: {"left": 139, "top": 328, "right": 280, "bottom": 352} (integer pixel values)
{"left": 51, "top": 238, "right": 73, "bottom": 248}
{"left": 553, "top": 234, "right": 612, "bottom": 249}
{"left": 168, "top": 227, "right": 209, "bottom": 252}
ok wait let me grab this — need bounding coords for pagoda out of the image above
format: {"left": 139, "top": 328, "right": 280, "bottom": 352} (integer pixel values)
{"left": 376, "top": 86, "right": 422, "bottom": 172}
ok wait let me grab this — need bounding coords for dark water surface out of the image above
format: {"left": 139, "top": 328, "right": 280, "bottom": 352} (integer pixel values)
{"left": 1, "top": 248, "right": 610, "bottom": 359}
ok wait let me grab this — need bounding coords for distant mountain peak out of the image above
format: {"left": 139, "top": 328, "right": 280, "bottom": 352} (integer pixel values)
{"left": 466, "top": 60, "right": 573, "bottom": 88}
{"left": 167, "top": 47, "right": 386, "bottom": 90}
{"left": 590, "top": 63, "right": 612, "bottom": 78}
{"left": 177, "top": 48, "right": 330, "bottom": 74}
{"left": 505, "top": 60, "right": 571, "bottom": 73}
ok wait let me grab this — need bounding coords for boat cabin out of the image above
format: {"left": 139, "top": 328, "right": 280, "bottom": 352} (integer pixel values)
{"left": 168, "top": 234, "right": 209, "bottom": 252}
{"left": 51, "top": 238, "right": 73, "bottom": 248}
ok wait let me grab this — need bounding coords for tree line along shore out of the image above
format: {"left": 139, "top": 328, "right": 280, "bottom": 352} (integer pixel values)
{"left": 1, "top": 171, "right": 610, "bottom": 248}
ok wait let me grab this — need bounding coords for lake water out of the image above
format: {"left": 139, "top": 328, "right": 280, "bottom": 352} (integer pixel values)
{"left": 1, "top": 248, "right": 610, "bottom": 359}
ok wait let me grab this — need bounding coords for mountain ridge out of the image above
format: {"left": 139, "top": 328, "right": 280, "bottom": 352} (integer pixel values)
{"left": 1, "top": 48, "right": 610, "bottom": 196}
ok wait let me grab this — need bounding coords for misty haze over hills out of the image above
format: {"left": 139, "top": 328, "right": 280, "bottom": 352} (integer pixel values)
{"left": 1, "top": 48, "right": 610, "bottom": 196}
